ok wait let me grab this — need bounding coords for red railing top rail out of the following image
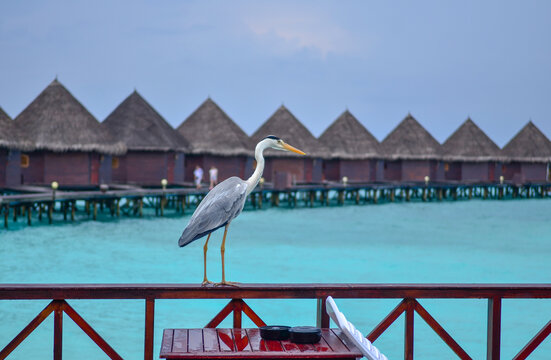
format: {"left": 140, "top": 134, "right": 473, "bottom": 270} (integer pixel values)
{"left": 1, "top": 283, "right": 551, "bottom": 300}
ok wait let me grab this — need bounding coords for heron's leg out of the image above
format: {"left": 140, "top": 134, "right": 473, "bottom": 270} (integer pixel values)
{"left": 202, "top": 234, "right": 213, "bottom": 286}
{"left": 217, "top": 223, "right": 239, "bottom": 287}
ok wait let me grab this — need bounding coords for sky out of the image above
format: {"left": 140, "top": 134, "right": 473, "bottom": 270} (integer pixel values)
{"left": 0, "top": 0, "right": 550, "bottom": 147}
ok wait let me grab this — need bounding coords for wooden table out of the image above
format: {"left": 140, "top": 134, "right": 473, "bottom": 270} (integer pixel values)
{"left": 160, "top": 328, "right": 362, "bottom": 359}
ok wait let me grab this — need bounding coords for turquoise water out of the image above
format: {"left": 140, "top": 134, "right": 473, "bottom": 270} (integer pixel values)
{"left": 1, "top": 199, "right": 550, "bottom": 359}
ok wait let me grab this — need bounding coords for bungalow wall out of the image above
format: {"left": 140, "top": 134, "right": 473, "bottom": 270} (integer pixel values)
{"left": 261, "top": 157, "right": 322, "bottom": 184}
{"left": 44, "top": 152, "right": 97, "bottom": 185}
{"left": 0, "top": 149, "right": 21, "bottom": 187}
{"left": 444, "top": 162, "right": 461, "bottom": 181}
{"left": 173, "top": 152, "right": 185, "bottom": 183}
{"left": 184, "top": 155, "right": 249, "bottom": 183}
{"left": 323, "top": 159, "right": 371, "bottom": 182}
{"left": 402, "top": 160, "right": 431, "bottom": 181}
{"left": 0, "top": 149, "right": 6, "bottom": 187}
{"left": 501, "top": 162, "right": 522, "bottom": 183}
{"left": 304, "top": 158, "right": 323, "bottom": 183}
{"left": 112, "top": 151, "right": 184, "bottom": 185}
{"left": 322, "top": 160, "right": 340, "bottom": 181}
{"left": 375, "top": 160, "right": 385, "bottom": 181}
{"left": 123, "top": 151, "right": 170, "bottom": 185}
{"left": 521, "top": 162, "right": 548, "bottom": 182}
{"left": 99, "top": 155, "right": 112, "bottom": 184}
{"left": 383, "top": 160, "right": 401, "bottom": 181}
{"left": 264, "top": 157, "right": 303, "bottom": 183}
{"left": 21, "top": 152, "right": 45, "bottom": 184}
{"left": 20, "top": 151, "right": 100, "bottom": 186}
{"left": 385, "top": 160, "right": 436, "bottom": 182}
{"left": 462, "top": 162, "right": 489, "bottom": 182}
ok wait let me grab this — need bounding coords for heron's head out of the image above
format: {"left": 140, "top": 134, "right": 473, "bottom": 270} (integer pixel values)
{"left": 261, "top": 135, "right": 306, "bottom": 155}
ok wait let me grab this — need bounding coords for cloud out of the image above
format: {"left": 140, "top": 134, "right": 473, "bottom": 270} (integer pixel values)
{"left": 243, "top": 8, "right": 358, "bottom": 58}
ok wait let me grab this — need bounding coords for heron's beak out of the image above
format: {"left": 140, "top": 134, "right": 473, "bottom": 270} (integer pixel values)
{"left": 282, "top": 142, "right": 306, "bottom": 155}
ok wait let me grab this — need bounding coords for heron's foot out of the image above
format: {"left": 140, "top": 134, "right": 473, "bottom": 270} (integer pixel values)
{"left": 201, "top": 279, "right": 214, "bottom": 286}
{"left": 214, "top": 281, "right": 240, "bottom": 287}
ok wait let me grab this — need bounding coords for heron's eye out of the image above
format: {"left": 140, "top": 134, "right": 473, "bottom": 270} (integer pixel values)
{"left": 278, "top": 140, "right": 283, "bottom": 144}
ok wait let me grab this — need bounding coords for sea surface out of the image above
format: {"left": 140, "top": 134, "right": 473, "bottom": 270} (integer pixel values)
{"left": 0, "top": 199, "right": 550, "bottom": 359}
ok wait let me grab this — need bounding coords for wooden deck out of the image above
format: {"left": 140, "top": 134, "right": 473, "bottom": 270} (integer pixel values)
{"left": 0, "top": 181, "right": 549, "bottom": 229}
{"left": 160, "top": 328, "right": 362, "bottom": 359}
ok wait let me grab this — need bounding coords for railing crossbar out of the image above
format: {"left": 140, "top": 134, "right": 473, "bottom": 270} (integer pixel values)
{"left": 513, "top": 319, "right": 551, "bottom": 360}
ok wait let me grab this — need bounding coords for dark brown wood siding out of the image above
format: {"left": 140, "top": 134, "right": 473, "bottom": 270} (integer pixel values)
{"left": 44, "top": 152, "right": 91, "bottom": 185}
{"left": 521, "top": 163, "right": 548, "bottom": 182}
{"left": 502, "top": 162, "right": 521, "bottom": 182}
{"left": 264, "top": 157, "right": 306, "bottom": 183}
{"left": 0, "top": 149, "right": 6, "bottom": 187}
{"left": 384, "top": 160, "right": 402, "bottom": 181}
{"left": 461, "top": 162, "right": 489, "bottom": 182}
{"left": 401, "top": 160, "right": 431, "bottom": 181}
{"left": 444, "top": 162, "right": 461, "bottom": 181}
{"left": 322, "top": 159, "right": 340, "bottom": 181}
{"left": 339, "top": 160, "right": 370, "bottom": 182}
{"left": 21, "top": 152, "right": 45, "bottom": 185}
{"left": 185, "top": 155, "right": 248, "bottom": 183}
{"left": 124, "top": 151, "right": 168, "bottom": 185}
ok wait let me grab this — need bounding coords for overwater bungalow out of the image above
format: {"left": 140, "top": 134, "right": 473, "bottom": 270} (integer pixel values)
{"left": 442, "top": 118, "right": 502, "bottom": 182}
{"left": 501, "top": 121, "right": 551, "bottom": 183}
{"left": 103, "top": 91, "right": 189, "bottom": 186}
{"left": 250, "top": 105, "right": 328, "bottom": 187}
{"left": 14, "top": 79, "right": 125, "bottom": 186}
{"left": 380, "top": 114, "right": 442, "bottom": 182}
{"left": 177, "top": 98, "right": 253, "bottom": 183}
{"left": 319, "top": 110, "right": 381, "bottom": 182}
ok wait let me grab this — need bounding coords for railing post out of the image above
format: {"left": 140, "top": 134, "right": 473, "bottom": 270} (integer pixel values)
{"left": 487, "top": 297, "right": 501, "bottom": 360}
{"left": 145, "top": 298, "right": 155, "bottom": 360}
{"left": 233, "top": 299, "right": 242, "bottom": 328}
{"left": 405, "top": 298, "right": 414, "bottom": 360}
{"left": 54, "top": 302, "right": 63, "bottom": 360}
{"left": 316, "top": 297, "right": 330, "bottom": 328}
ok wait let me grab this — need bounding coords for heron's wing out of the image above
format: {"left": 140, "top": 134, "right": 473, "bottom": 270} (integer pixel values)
{"left": 179, "top": 177, "right": 248, "bottom": 246}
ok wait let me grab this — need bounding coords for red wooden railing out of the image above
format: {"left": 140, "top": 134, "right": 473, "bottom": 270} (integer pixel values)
{"left": 1, "top": 284, "right": 551, "bottom": 360}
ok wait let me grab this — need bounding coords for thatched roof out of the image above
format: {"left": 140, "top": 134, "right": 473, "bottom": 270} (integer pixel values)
{"left": 381, "top": 114, "right": 441, "bottom": 160}
{"left": 14, "top": 79, "right": 125, "bottom": 155}
{"left": 0, "top": 107, "right": 11, "bottom": 122}
{"left": 103, "top": 91, "right": 189, "bottom": 152}
{"left": 251, "top": 105, "right": 329, "bottom": 158}
{"left": 0, "top": 107, "right": 34, "bottom": 151}
{"left": 0, "top": 107, "right": 17, "bottom": 149}
{"left": 442, "top": 118, "right": 502, "bottom": 161}
{"left": 502, "top": 121, "right": 551, "bottom": 162}
{"left": 319, "top": 110, "right": 380, "bottom": 159}
{"left": 177, "top": 98, "right": 252, "bottom": 156}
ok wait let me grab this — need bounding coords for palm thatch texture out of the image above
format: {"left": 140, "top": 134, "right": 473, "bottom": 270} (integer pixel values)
{"left": 319, "top": 110, "right": 380, "bottom": 159}
{"left": 251, "top": 105, "right": 329, "bottom": 158}
{"left": 103, "top": 91, "right": 189, "bottom": 152}
{"left": 177, "top": 98, "right": 252, "bottom": 156}
{"left": 14, "top": 79, "right": 125, "bottom": 155}
{"left": 381, "top": 114, "right": 441, "bottom": 160}
{"left": 502, "top": 121, "right": 551, "bottom": 163}
{"left": 442, "top": 118, "right": 502, "bottom": 161}
{"left": 0, "top": 106, "right": 34, "bottom": 151}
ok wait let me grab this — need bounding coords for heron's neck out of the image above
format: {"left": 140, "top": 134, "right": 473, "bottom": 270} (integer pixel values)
{"left": 245, "top": 142, "right": 267, "bottom": 195}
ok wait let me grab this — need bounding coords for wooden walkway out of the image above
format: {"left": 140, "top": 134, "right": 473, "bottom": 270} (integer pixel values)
{"left": 0, "top": 181, "right": 549, "bottom": 229}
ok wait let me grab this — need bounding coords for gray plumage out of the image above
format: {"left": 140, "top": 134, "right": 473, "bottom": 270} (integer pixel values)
{"left": 178, "top": 177, "right": 248, "bottom": 247}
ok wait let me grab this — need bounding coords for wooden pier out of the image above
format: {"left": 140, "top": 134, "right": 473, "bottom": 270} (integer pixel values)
{"left": 1, "top": 181, "right": 549, "bottom": 229}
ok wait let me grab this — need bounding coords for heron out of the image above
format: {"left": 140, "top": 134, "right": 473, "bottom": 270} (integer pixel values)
{"left": 178, "top": 136, "right": 306, "bottom": 286}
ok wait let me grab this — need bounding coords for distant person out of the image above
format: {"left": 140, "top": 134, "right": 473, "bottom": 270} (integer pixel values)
{"left": 209, "top": 166, "right": 218, "bottom": 190}
{"left": 193, "top": 165, "right": 203, "bottom": 189}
